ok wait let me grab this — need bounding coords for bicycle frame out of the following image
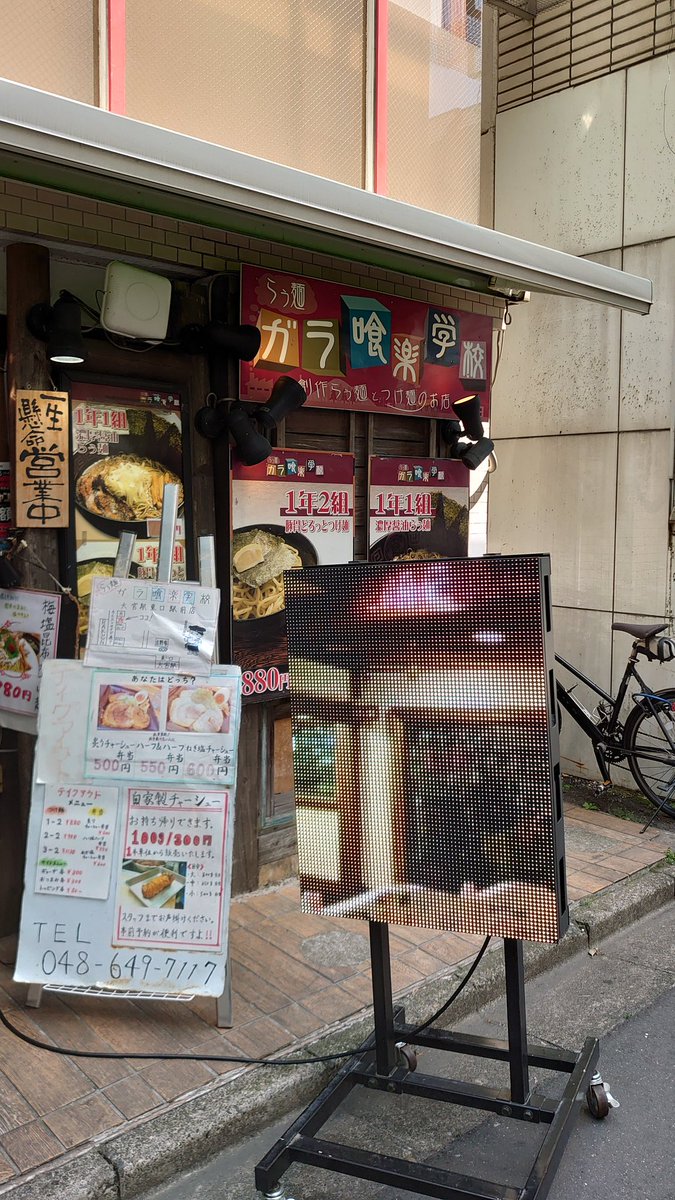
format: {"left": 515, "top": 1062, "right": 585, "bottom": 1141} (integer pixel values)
{"left": 556, "top": 649, "right": 675, "bottom": 782}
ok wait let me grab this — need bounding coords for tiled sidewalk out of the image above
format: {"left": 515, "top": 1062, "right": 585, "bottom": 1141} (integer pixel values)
{"left": 0, "top": 804, "right": 670, "bottom": 1189}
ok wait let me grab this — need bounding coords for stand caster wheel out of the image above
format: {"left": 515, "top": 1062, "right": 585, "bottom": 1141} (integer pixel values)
{"left": 395, "top": 1042, "right": 418, "bottom": 1071}
{"left": 258, "top": 1189, "right": 295, "bottom": 1200}
{"left": 586, "top": 1082, "right": 610, "bottom": 1119}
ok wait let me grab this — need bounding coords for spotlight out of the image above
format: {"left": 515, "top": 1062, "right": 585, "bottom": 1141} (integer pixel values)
{"left": 256, "top": 376, "right": 308, "bottom": 430}
{"left": 226, "top": 403, "right": 274, "bottom": 466}
{"left": 27, "top": 292, "right": 87, "bottom": 365}
{"left": 459, "top": 436, "right": 495, "bottom": 471}
{"left": 179, "top": 322, "right": 261, "bottom": 361}
{"left": 440, "top": 419, "right": 495, "bottom": 472}
{"left": 452, "top": 394, "right": 484, "bottom": 441}
{"left": 193, "top": 377, "right": 308, "bottom": 466}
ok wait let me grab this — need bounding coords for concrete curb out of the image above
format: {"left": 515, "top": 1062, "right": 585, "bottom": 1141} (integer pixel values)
{"left": 4, "top": 861, "right": 674, "bottom": 1200}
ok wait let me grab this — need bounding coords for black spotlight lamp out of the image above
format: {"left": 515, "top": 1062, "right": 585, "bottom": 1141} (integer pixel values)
{"left": 459, "top": 436, "right": 496, "bottom": 471}
{"left": 256, "top": 376, "right": 308, "bottom": 430}
{"left": 193, "top": 399, "right": 271, "bottom": 464}
{"left": 26, "top": 291, "right": 88, "bottom": 365}
{"left": 226, "top": 403, "right": 274, "bottom": 466}
{"left": 440, "top": 418, "right": 495, "bottom": 471}
{"left": 193, "top": 377, "right": 308, "bottom": 467}
{"left": 179, "top": 322, "right": 261, "bottom": 361}
{"left": 452, "top": 394, "right": 484, "bottom": 441}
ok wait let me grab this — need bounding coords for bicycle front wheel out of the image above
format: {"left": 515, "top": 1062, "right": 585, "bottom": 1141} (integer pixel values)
{"left": 623, "top": 688, "right": 675, "bottom": 817}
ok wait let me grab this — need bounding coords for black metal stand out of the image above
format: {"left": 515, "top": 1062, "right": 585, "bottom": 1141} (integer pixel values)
{"left": 255, "top": 923, "right": 600, "bottom": 1200}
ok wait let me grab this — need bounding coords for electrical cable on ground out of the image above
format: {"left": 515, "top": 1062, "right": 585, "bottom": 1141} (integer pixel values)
{"left": 0, "top": 936, "right": 490, "bottom": 1067}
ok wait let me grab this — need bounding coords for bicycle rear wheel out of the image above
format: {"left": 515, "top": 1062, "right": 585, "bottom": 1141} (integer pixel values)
{"left": 623, "top": 688, "right": 675, "bottom": 817}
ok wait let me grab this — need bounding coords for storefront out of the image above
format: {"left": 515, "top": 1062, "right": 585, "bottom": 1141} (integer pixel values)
{"left": 0, "top": 80, "right": 652, "bottom": 934}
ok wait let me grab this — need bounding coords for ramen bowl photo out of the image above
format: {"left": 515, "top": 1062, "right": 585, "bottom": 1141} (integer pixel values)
{"left": 166, "top": 684, "right": 231, "bottom": 734}
{"left": 75, "top": 454, "right": 184, "bottom": 533}
{"left": 231, "top": 525, "right": 317, "bottom": 640}
{"left": 97, "top": 683, "right": 162, "bottom": 732}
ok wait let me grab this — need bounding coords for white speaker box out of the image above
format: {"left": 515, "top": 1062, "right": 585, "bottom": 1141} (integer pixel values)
{"left": 100, "top": 261, "right": 172, "bottom": 340}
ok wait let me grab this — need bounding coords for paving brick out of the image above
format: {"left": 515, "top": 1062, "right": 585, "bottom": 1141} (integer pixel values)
{"left": 134, "top": 1058, "right": 215, "bottom": 1103}
{"left": 0, "top": 1149, "right": 16, "bottom": 1184}
{"left": 43, "top": 1093, "right": 124, "bottom": 1149}
{"left": 302, "top": 985, "right": 362, "bottom": 1023}
{"left": 0, "top": 1120, "right": 65, "bottom": 1173}
{"left": 0, "top": 1070, "right": 38, "bottom": 1134}
{"left": 102, "top": 1073, "right": 164, "bottom": 1120}
{"left": 219, "top": 1015, "right": 292, "bottom": 1059}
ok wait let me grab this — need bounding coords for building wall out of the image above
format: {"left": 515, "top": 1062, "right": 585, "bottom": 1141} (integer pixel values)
{"left": 488, "top": 48, "right": 675, "bottom": 779}
{"left": 0, "top": 0, "right": 484, "bottom": 221}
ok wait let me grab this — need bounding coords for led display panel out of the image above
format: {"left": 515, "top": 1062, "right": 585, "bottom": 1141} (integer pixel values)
{"left": 285, "top": 556, "right": 567, "bottom": 944}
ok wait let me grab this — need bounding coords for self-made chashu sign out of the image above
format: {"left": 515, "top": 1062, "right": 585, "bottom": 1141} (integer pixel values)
{"left": 14, "top": 390, "right": 69, "bottom": 528}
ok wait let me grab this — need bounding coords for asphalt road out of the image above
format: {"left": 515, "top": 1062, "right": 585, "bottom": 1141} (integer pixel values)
{"left": 144, "top": 905, "right": 675, "bottom": 1200}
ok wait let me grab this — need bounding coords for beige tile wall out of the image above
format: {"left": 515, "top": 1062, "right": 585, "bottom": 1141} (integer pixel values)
{"left": 0, "top": 177, "right": 505, "bottom": 320}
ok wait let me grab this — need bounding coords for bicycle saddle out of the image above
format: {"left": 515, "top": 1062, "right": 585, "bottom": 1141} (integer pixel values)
{"left": 611, "top": 621, "right": 668, "bottom": 638}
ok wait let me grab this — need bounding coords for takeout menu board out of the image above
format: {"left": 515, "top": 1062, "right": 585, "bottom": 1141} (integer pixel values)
{"left": 231, "top": 449, "right": 355, "bottom": 699}
{"left": 14, "top": 659, "right": 242, "bottom": 996}
{"left": 368, "top": 456, "right": 470, "bottom": 562}
{"left": 69, "top": 381, "right": 188, "bottom": 650}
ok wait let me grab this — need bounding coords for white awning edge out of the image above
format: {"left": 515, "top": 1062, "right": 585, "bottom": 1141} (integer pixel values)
{"left": 0, "top": 79, "right": 652, "bottom": 314}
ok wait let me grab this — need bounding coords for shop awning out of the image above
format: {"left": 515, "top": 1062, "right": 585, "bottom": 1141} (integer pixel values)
{"left": 0, "top": 79, "right": 652, "bottom": 314}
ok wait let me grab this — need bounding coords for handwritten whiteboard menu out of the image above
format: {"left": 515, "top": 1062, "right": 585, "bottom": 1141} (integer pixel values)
{"left": 15, "top": 659, "right": 241, "bottom": 996}
{"left": 85, "top": 578, "right": 219, "bottom": 676}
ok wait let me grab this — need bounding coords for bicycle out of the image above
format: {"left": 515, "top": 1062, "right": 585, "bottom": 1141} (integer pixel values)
{"left": 555, "top": 620, "right": 675, "bottom": 824}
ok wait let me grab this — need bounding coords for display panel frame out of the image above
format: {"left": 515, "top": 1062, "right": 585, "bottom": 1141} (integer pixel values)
{"left": 286, "top": 555, "right": 567, "bottom": 944}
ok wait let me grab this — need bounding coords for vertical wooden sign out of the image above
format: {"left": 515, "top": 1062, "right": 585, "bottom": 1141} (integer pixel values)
{"left": 14, "top": 391, "right": 70, "bottom": 528}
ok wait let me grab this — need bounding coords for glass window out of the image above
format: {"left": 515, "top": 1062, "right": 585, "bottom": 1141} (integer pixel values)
{"left": 0, "top": 0, "right": 97, "bottom": 104}
{"left": 125, "top": 0, "right": 366, "bottom": 187}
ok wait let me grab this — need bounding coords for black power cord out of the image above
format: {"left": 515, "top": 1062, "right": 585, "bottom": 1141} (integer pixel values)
{"left": 0, "top": 937, "right": 490, "bottom": 1067}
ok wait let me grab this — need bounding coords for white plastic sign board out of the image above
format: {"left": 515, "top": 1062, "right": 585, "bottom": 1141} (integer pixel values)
{"left": 15, "top": 659, "right": 242, "bottom": 996}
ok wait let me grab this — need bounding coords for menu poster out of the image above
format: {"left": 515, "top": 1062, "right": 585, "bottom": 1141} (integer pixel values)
{"left": 368, "top": 456, "right": 470, "bottom": 562}
{"left": 36, "top": 784, "right": 117, "bottom": 900}
{"left": 85, "top": 578, "right": 219, "bottom": 676}
{"left": 0, "top": 588, "right": 61, "bottom": 731}
{"left": 231, "top": 449, "right": 355, "bottom": 699}
{"left": 85, "top": 670, "right": 237, "bottom": 786}
{"left": 67, "top": 381, "right": 189, "bottom": 650}
{"left": 115, "top": 787, "right": 227, "bottom": 949}
{"left": 15, "top": 659, "right": 242, "bottom": 997}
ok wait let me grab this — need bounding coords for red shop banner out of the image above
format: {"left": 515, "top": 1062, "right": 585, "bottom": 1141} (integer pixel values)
{"left": 240, "top": 266, "right": 493, "bottom": 420}
{"left": 231, "top": 449, "right": 355, "bottom": 699}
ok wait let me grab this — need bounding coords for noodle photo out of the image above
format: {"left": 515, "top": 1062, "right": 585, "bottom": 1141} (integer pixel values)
{"left": 232, "top": 528, "right": 304, "bottom": 622}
